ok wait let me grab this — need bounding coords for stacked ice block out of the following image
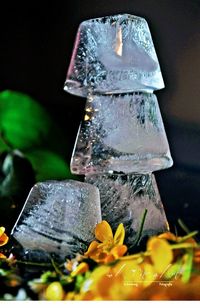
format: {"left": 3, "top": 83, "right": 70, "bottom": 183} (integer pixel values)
{"left": 65, "top": 14, "right": 173, "bottom": 242}
{"left": 11, "top": 181, "right": 101, "bottom": 260}
{"left": 11, "top": 14, "right": 173, "bottom": 261}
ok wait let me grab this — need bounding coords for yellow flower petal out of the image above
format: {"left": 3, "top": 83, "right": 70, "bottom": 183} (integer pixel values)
{"left": 0, "top": 253, "right": 7, "bottom": 259}
{"left": 113, "top": 223, "right": 125, "bottom": 245}
{"left": 71, "top": 262, "right": 89, "bottom": 277}
{"left": 115, "top": 260, "right": 141, "bottom": 282}
{"left": 65, "top": 291, "right": 76, "bottom": 300}
{"left": 142, "top": 263, "right": 156, "bottom": 287}
{"left": 95, "top": 252, "right": 109, "bottom": 263}
{"left": 90, "top": 267, "right": 115, "bottom": 297}
{"left": 84, "top": 241, "right": 99, "bottom": 257}
{"left": 158, "top": 232, "right": 177, "bottom": 242}
{"left": 147, "top": 237, "right": 173, "bottom": 273}
{"left": 45, "top": 282, "right": 64, "bottom": 301}
{"left": 103, "top": 245, "right": 128, "bottom": 264}
{"left": 104, "top": 254, "right": 115, "bottom": 264}
{"left": 85, "top": 265, "right": 110, "bottom": 290}
{"left": 110, "top": 245, "right": 127, "bottom": 259}
{"left": 95, "top": 221, "right": 113, "bottom": 242}
{"left": 194, "top": 249, "right": 200, "bottom": 264}
{"left": 0, "top": 231, "right": 9, "bottom": 247}
{"left": 0, "top": 227, "right": 5, "bottom": 237}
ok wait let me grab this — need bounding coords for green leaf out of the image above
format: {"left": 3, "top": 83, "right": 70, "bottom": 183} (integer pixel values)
{"left": 75, "top": 275, "right": 85, "bottom": 292}
{"left": 181, "top": 249, "right": 193, "bottom": 283}
{"left": 25, "top": 149, "right": 72, "bottom": 181}
{"left": 0, "top": 90, "right": 52, "bottom": 151}
{"left": 40, "top": 271, "right": 57, "bottom": 283}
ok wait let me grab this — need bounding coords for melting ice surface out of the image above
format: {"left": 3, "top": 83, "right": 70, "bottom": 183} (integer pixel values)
{"left": 11, "top": 180, "right": 101, "bottom": 260}
{"left": 64, "top": 14, "right": 164, "bottom": 96}
{"left": 85, "top": 173, "right": 169, "bottom": 245}
{"left": 71, "top": 93, "right": 173, "bottom": 175}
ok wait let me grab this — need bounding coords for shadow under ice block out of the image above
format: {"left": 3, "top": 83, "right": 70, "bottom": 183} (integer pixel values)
{"left": 64, "top": 14, "right": 164, "bottom": 97}
{"left": 85, "top": 173, "right": 169, "bottom": 245}
{"left": 71, "top": 93, "right": 173, "bottom": 174}
{"left": 11, "top": 180, "right": 101, "bottom": 260}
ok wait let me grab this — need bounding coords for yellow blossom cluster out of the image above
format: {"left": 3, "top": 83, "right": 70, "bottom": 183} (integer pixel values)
{"left": 1, "top": 221, "right": 200, "bottom": 300}
{"left": 37, "top": 221, "right": 200, "bottom": 301}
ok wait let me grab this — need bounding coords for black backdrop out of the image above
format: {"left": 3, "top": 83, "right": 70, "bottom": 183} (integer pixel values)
{"left": 0, "top": 0, "right": 200, "bottom": 232}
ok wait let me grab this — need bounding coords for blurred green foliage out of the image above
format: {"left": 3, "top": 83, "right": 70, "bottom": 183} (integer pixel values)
{"left": 0, "top": 90, "right": 75, "bottom": 231}
{"left": 26, "top": 150, "right": 71, "bottom": 182}
{"left": 0, "top": 91, "right": 52, "bottom": 150}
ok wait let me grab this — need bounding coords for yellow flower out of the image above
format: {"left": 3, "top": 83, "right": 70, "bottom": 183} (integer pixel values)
{"left": 147, "top": 237, "right": 173, "bottom": 273}
{"left": 71, "top": 262, "right": 89, "bottom": 277}
{"left": 80, "top": 260, "right": 143, "bottom": 300}
{"left": 45, "top": 282, "right": 64, "bottom": 301}
{"left": 80, "top": 264, "right": 122, "bottom": 300}
{"left": 85, "top": 221, "right": 127, "bottom": 263}
{"left": 0, "top": 227, "right": 9, "bottom": 259}
{"left": 0, "top": 227, "right": 9, "bottom": 247}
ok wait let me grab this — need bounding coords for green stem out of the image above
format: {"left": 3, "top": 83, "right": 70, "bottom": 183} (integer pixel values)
{"left": 120, "top": 241, "right": 198, "bottom": 261}
{"left": 178, "top": 219, "right": 190, "bottom": 234}
{"left": 51, "top": 258, "right": 63, "bottom": 276}
{"left": 119, "top": 251, "right": 150, "bottom": 261}
{"left": 16, "top": 260, "right": 52, "bottom": 267}
{"left": 171, "top": 243, "right": 199, "bottom": 250}
{"left": 131, "top": 208, "right": 148, "bottom": 247}
{"left": 178, "top": 231, "right": 198, "bottom": 243}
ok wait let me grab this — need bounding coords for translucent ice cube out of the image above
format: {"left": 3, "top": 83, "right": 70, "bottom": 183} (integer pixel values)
{"left": 64, "top": 14, "right": 164, "bottom": 96}
{"left": 71, "top": 93, "right": 173, "bottom": 174}
{"left": 11, "top": 180, "right": 101, "bottom": 260}
{"left": 85, "top": 173, "right": 169, "bottom": 244}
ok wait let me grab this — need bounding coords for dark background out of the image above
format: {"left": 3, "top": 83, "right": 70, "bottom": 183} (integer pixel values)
{"left": 0, "top": 0, "right": 200, "bottom": 232}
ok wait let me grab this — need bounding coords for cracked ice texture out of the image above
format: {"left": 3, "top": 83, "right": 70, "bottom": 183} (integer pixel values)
{"left": 71, "top": 93, "right": 173, "bottom": 175}
{"left": 64, "top": 14, "right": 164, "bottom": 97}
{"left": 85, "top": 173, "right": 169, "bottom": 244}
{"left": 11, "top": 180, "right": 101, "bottom": 260}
